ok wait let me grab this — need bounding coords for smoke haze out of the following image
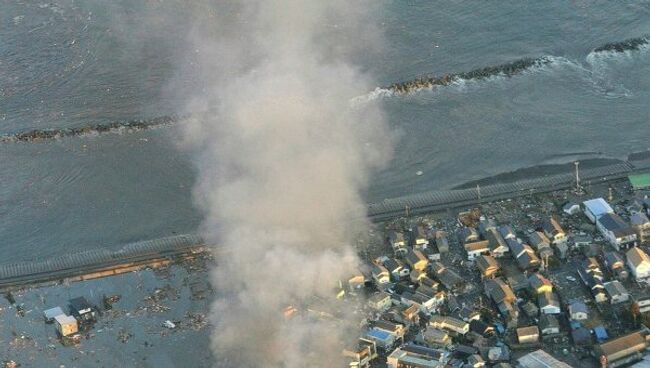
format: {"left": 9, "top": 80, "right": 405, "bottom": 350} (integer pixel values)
{"left": 177, "top": 2, "right": 392, "bottom": 366}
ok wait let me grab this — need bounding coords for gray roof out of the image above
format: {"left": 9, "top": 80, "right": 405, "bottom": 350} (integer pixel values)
{"left": 598, "top": 213, "right": 636, "bottom": 237}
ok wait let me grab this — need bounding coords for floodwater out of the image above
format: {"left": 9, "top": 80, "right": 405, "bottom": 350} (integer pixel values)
{"left": 2, "top": 1, "right": 650, "bottom": 261}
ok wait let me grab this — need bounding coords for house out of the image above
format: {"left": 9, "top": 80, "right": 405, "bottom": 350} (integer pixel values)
{"left": 365, "top": 328, "right": 397, "bottom": 349}
{"left": 468, "top": 354, "right": 485, "bottom": 368}
{"left": 528, "top": 232, "right": 553, "bottom": 260}
{"left": 476, "top": 255, "right": 500, "bottom": 279}
{"left": 419, "top": 327, "right": 452, "bottom": 348}
{"left": 368, "top": 292, "right": 392, "bottom": 312}
{"left": 388, "top": 230, "right": 408, "bottom": 255}
{"left": 597, "top": 213, "right": 637, "bottom": 250}
{"left": 469, "top": 319, "right": 494, "bottom": 337}
{"left": 431, "top": 262, "right": 464, "bottom": 291}
{"left": 631, "top": 212, "right": 650, "bottom": 243}
{"left": 573, "top": 234, "right": 593, "bottom": 247}
{"left": 459, "top": 227, "right": 480, "bottom": 244}
{"left": 434, "top": 231, "right": 449, "bottom": 253}
{"left": 457, "top": 306, "right": 480, "bottom": 322}
{"left": 464, "top": 240, "right": 490, "bottom": 261}
{"left": 374, "top": 320, "right": 406, "bottom": 344}
{"left": 69, "top": 297, "right": 96, "bottom": 323}
{"left": 626, "top": 247, "right": 650, "bottom": 280}
{"left": 423, "top": 245, "right": 441, "bottom": 261}
{"left": 604, "top": 251, "right": 629, "bottom": 281}
{"left": 594, "top": 331, "right": 648, "bottom": 368}
{"left": 568, "top": 300, "right": 589, "bottom": 320}
{"left": 604, "top": 280, "right": 630, "bottom": 304}
{"left": 399, "top": 304, "right": 421, "bottom": 327}
{"left": 538, "top": 292, "right": 560, "bottom": 314}
{"left": 571, "top": 326, "right": 592, "bottom": 346}
{"left": 528, "top": 273, "right": 553, "bottom": 294}
{"left": 43, "top": 306, "right": 65, "bottom": 323}
{"left": 521, "top": 302, "right": 539, "bottom": 319}
{"left": 563, "top": 202, "right": 581, "bottom": 215}
{"left": 516, "top": 326, "right": 539, "bottom": 344}
{"left": 387, "top": 345, "right": 450, "bottom": 368}
{"left": 372, "top": 264, "right": 390, "bottom": 285}
{"left": 486, "top": 228, "right": 509, "bottom": 258}
{"left": 54, "top": 314, "right": 78, "bottom": 337}
{"left": 430, "top": 315, "right": 469, "bottom": 335}
{"left": 515, "top": 245, "right": 541, "bottom": 272}
{"left": 411, "top": 225, "right": 430, "bottom": 250}
{"left": 485, "top": 278, "right": 518, "bottom": 326}
{"left": 583, "top": 198, "right": 614, "bottom": 223}
{"left": 541, "top": 217, "right": 566, "bottom": 245}
{"left": 478, "top": 218, "right": 497, "bottom": 238}
{"left": 507, "top": 273, "right": 530, "bottom": 292}
{"left": 343, "top": 338, "right": 378, "bottom": 368}
{"left": 498, "top": 225, "right": 516, "bottom": 240}
{"left": 539, "top": 314, "right": 560, "bottom": 335}
{"left": 405, "top": 249, "right": 429, "bottom": 271}
{"left": 517, "top": 350, "right": 571, "bottom": 368}
{"left": 635, "top": 295, "right": 650, "bottom": 313}
{"left": 410, "top": 269, "right": 427, "bottom": 284}
{"left": 384, "top": 258, "right": 410, "bottom": 281}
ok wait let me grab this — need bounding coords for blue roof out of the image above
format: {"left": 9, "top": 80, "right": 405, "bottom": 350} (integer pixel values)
{"left": 583, "top": 198, "right": 613, "bottom": 217}
{"left": 594, "top": 326, "right": 608, "bottom": 340}
{"left": 366, "top": 328, "right": 391, "bottom": 341}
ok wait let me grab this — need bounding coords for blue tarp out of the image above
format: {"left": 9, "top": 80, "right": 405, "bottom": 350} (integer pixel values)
{"left": 594, "top": 326, "right": 608, "bottom": 341}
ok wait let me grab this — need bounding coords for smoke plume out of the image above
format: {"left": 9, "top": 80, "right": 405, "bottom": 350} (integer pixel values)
{"left": 178, "top": 2, "right": 391, "bottom": 366}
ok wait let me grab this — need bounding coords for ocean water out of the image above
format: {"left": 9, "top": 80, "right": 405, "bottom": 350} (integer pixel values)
{"left": 2, "top": 1, "right": 650, "bottom": 261}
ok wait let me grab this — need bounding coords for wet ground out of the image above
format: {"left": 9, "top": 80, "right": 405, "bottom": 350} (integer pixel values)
{"left": 0, "top": 255, "right": 213, "bottom": 367}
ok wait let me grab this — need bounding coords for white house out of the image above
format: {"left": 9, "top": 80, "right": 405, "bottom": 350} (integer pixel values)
{"left": 626, "top": 247, "right": 650, "bottom": 280}
{"left": 464, "top": 240, "right": 490, "bottom": 261}
{"left": 372, "top": 264, "right": 390, "bottom": 285}
{"left": 583, "top": 198, "right": 614, "bottom": 223}
{"left": 538, "top": 292, "right": 561, "bottom": 314}
{"left": 597, "top": 213, "right": 637, "bottom": 251}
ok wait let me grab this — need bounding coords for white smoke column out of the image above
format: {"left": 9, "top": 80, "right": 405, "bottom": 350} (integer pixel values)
{"left": 179, "top": 2, "right": 391, "bottom": 366}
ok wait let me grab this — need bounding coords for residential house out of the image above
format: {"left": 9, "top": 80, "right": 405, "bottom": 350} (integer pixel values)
{"left": 594, "top": 331, "right": 648, "bottom": 368}
{"left": 538, "top": 292, "right": 561, "bottom": 314}
{"left": 469, "top": 319, "right": 494, "bottom": 337}
{"left": 498, "top": 225, "right": 517, "bottom": 240}
{"left": 478, "top": 218, "right": 497, "bottom": 238}
{"left": 388, "top": 230, "right": 408, "bottom": 256}
{"left": 69, "top": 297, "right": 96, "bottom": 323}
{"left": 387, "top": 345, "right": 450, "bottom": 368}
{"left": 434, "top": 231, "right": 449, "bottom": 253}
{"left": 410, "top": 269, "right": 427, "bottom": 284}
{"left": 343, "top": 338, "right": 378, "bottom": 368}
{"left": 374, "top": 320, "right": 407, "bottom": 345}
{"left": 597, "top": 213, "right": 637, "bottom": 251}
{"left": 626, "top": 247, "right": 650, "bottom": 280}
{"left": 507, "top": 272, "right": 530, "bottom": 292}
{"left": 604, "top": 251, "right": 629, "bottom": 281}
{"left": 518, "top": 350, "right": 571, "bottom": 368}
{"left": 516, "top": 326, "right": 540, "bottom": 344}
{"left": 399, "top": 304, "right": 421, "bottom": 327}
{"left": 419, "top": 327, "right": 452, "bottom": 348}
{"left": 468, "top": 354, "right": 485, "bottom": 368}
{"left": 430, "top": 315, "right": 469, "bottom": 336}
{"left": 459, "top": 227, "right": 480, "bottom": 244}
{"left": 431, "top": 262, "right": 464, "bottom": 291}
{"left": 604, "top": 280, "right": 630, "bottom": 304}
{"left": 457, "top": 306, "right": 480, "bottom": 322}
{"left": 635, "top": 296, "right": 650, "bottom": 314}
{"left": 43, "top": 306, "right": 64, "bottom": 323}
{"left": 486, "top": 228, "right": 509, "bottom": 258}
{"left": 384, "top": 258, "right": 410, "bottom": 281}
{"left": 405, "top": 249, "right": 429, "bottom": 271}
{"left": 372, "top": 264, "right": 390, "bottom": 285}
{"left": 411, "top": 225, "right": 430, "bottom": 250}
{"left": 365, "top": 328, "right": 397, "bottom": 350}
{"left": 368, "top": 292, "right": 392, "bottom": 312}
{"left": 568, "top": 300, "right": 589, "bottom": 321}
{"left": 571, "top": 326, "right": 592, "bottom": 346}
{"left": 542, "top": 217, "right": 567, "bottom": 245}
{"left": 521, "top": 302, "right": 539, "bottom": 319}
{"left": 563, "top": 202, "right": 581, "bottom": 215}
{"left": 54, "top": 314, "right": 78, "bottom": 337}
{"left": 423, "top": 245, "right": 441, "bottom": 261}
{"left": 528, "top": 273, "right": 553, "bottom": 294}
{"left": 476, "top": 255, "right": 500, "bottom": 279}
{"left": 631, "top": 212, "right": 650, "bottom": 244}
{"left": 464, "top": 240, "right": 491, "bottom": 261}
{"left": 583, "top": 198, "right": 614, "bottom": 223}
{"left": 539, "top": 314, "right": 560, "bottom": 335}
{"left": 529, "top": 232, "right": 553, "bottom": 260}
{"left": 485, "top": 278, "right": 518, "bottom": 327}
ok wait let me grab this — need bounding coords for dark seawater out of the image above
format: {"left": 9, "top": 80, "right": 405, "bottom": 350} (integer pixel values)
{"left": 2, "top": 1, "right": 650, "bottom": 261}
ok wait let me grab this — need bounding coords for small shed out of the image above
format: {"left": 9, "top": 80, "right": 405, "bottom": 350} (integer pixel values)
{"left": 516, "top": 326, "right": 540, "bottom": 344}
{"left": 69, "top": 297, "right": 96, "bottom": 322}
{"left": 54, "top": 314, "right": 78, "bottom": 337}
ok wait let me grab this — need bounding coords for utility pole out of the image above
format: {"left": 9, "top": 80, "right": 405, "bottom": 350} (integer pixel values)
{"left": 608, "top": 186, "right": 614, "bottom": 202}
{"left": 574, "top": 161, "right": 583, "bottom": 194}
